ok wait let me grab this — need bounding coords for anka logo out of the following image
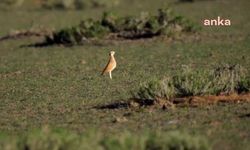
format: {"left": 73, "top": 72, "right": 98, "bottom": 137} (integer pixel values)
{"left": 203, "top": 16, "right": 231, "bottom": 26}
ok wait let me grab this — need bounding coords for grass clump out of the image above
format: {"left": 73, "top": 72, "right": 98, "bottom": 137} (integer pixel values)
{"left": 134, "top": 64, "right": 250, "bottom": 100}
{"left": 45, "top": 8, "right": 199, "bottom": 45}
{"left": 0, "top": 127, "right": 210, "bottom": 150}
{"left": 42, "top": 0, "right": 120, "bottom": 10}
{"left": 45, "top": 19, "right": 109, "bottom": 45}
{"left": 145, "top": 131, "right": 210, "bottom": 150}
{"left": 178, "top": 0, "right": 215, "bottom": 2}
{"left": 0, "top": 0, "right": 24, "bottom": 7}
{"left": 0, "top": 0, "right": 120, "bottom": 10}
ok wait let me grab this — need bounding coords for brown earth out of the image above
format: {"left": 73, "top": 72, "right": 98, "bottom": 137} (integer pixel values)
{"left": 97, "top": 93, "right": 250, "bottom": 110}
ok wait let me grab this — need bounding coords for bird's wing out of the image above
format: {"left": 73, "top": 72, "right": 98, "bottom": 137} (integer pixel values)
{"left": 101, "top": 59, "right": 112, "bottom": 75}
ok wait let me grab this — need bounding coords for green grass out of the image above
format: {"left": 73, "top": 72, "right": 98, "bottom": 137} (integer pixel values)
{"left": 0, "top": 0, "right": 250, "bottom": 150}
{"left": 0, "top": 127, "right": 210, "bottom": 150}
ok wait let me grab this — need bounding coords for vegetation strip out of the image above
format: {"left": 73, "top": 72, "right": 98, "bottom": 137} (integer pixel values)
{"left": 0, "top": 28, "right": 52, "bottom": 42}
{"left": 0, "top": 0, "right": 120, "bottom": 10}
{"left": 44, "top": 8, "right": 199, "bottom": 45}
{"left": 129, "top": 65, "right": 250, "bottom": 108}
{"left": 0, "top": 127, "right": 210, "bottom": 150}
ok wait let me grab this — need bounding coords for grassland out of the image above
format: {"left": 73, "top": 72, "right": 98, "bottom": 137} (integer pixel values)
{"left": 0, "top": 0, "right": 250, "bottom": 150}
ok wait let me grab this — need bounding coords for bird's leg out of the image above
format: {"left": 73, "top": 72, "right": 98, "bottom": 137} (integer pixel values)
{"left": 109, "top": 71, "right": 112, "bottom": 79}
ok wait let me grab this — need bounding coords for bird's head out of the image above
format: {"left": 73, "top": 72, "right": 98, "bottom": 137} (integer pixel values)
{"left": 109, "top": 51, "right": 115, "bottom": 56}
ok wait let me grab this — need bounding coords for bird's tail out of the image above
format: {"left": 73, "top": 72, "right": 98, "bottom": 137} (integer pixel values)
{"left": 101, "top": 70, "right": 105, "bottom": 75}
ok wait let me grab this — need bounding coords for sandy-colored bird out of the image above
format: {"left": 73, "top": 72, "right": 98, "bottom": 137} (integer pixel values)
{"left": 101, "top": 51, "right": 117, "bottom": 79}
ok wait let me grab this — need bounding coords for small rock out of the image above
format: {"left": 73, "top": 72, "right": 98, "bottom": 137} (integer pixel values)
{"left": 113, "top": 117, "right": 128, "bottom": 123}
{"left": 167, "top": 120, "right": 179, "bottom": 125}
{"left": 129, "top": 101, "right": 140, "bottom": 108}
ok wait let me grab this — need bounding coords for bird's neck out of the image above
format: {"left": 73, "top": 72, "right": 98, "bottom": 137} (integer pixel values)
{"left": 110, "top": 55, "right": 115, "bottom": 60}
{"left": 110, "top": 55, "right": 116, "bottom": 63}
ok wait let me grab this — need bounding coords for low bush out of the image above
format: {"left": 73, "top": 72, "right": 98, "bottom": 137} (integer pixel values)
{"left": 45, "top": 8, "right": 200, "bottom": 45}
{"left": 178, "top": 0, "right": 215, "bottom": 2}
{"left": 134, "top": 64, "right": 250, "bottom": 100}
{"left": 145, "top": 131, "right": 210, "bottom": 150}
{"left": 0, "top": 127, "right": 210, "bottom": 150}
{"left": 41, "top": 0, "right": 120, "bottom": 10}
{"left": 0, "top": 0, "right": 24, "bottom": 7}
{"left": 0, "top": 0, "right": 120, "bottom": 9}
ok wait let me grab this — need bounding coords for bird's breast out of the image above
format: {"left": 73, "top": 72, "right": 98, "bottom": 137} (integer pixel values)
{"left": 111, "top": 57, "right": 117, "bottom": 68}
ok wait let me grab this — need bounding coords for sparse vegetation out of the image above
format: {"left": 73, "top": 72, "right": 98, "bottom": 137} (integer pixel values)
{"left": 0, "top": 0, "right": 120, "bottom": 9}
{"left": 178, "top": 0, "right": 215, "bottom": 2}
{"left": 42, "top": 0, "right": 120, "bottom": 10}
{"left": 0, "top": 127, "right": 210, "bottom": 150}
{"left": 134, "top": 65, "right": 250, "bottom": 101}
{"left": 0, "top": 0, "right": 24, "bottom": 7}
{"left": 44, "top": 8, "right": 199, "bottom": 45}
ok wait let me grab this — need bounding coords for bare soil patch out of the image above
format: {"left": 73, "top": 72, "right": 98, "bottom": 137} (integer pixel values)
{"left": 96, "top": 93, "right": 250, "bottom": 110}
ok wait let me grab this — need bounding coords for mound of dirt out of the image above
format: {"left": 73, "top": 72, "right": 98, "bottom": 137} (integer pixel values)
{"left": 96, "top": 93, "right": 250, "bottom": 110}
{"left": 171, "top": 93, "right": 250, "bottom": 107}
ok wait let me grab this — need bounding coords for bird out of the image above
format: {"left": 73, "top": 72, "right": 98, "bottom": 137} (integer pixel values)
{"left": 101, "top": 51, "right": 117, "bottom": 79}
